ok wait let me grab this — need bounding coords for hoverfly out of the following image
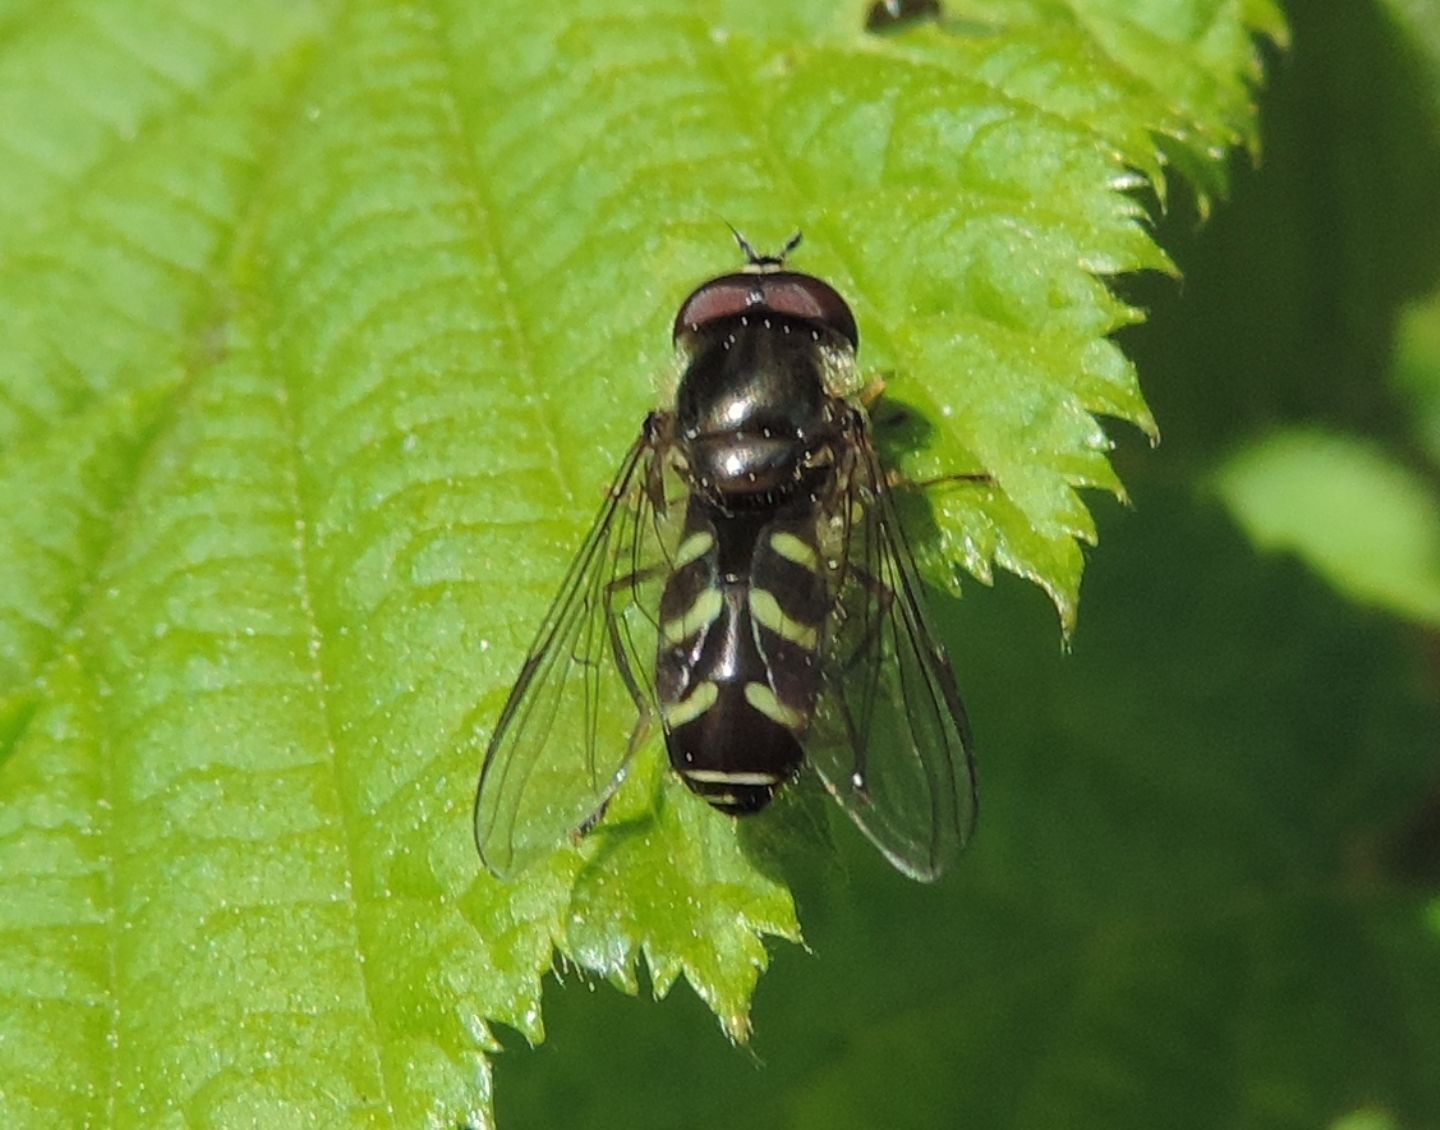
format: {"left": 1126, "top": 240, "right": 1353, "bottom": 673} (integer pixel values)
{"left": 474, "top": 232, "right": 978, "bottom": 881}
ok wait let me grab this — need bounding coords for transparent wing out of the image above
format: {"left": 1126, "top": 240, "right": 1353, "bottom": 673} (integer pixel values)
{"left": 474, "top": 420, "right": 677, "bottom": 876}
{"left": 807, "top": 413, "right": 978, "bottom": 881}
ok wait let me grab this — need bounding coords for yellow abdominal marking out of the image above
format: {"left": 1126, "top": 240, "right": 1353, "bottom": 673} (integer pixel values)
{"left": 673, "top": 530, "right": 714, "bottom": 568}
{"left": 769, "top": 531, "right": 819, "bottom": 571}
{"left": 744, "top": 682, "right": 805, "bottom": 730}
{"left": 748, "top": 588, "right": 819, "bottom": 651}
{"left": 663, "top": 588, "right": 723, "bottom": 644}
{"left": 665, "top": 681, "right": 719, "bottom": 728}
{"left": 682, "top": 768, "right": 781, "bottom": 786}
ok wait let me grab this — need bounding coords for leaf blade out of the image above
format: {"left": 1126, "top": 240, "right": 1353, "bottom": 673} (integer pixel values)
{"left": 0, "top": 0, "right": 1285, "bottom": 1124}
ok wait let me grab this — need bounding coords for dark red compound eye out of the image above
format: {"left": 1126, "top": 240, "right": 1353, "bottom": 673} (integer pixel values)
{"left": 672, "top": 271, "right": 859, "bottom": 350}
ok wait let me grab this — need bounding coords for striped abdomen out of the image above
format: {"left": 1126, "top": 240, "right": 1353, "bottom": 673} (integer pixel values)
{"left": 656, "top": 500, "right": 831, "bottom": 813}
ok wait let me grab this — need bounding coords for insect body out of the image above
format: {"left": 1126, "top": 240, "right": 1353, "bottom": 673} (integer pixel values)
{"left": 475, "top": 234, "right": 977, "bottom": 880}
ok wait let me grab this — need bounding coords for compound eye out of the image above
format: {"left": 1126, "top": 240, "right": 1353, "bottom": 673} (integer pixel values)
{"left": 756, "top": 274, "right": 858, "bottom": 349}
{"left": 672, "top": 271, "right": 859, "bottom": 349}
{"left": 672, "top": 276, "right": 759, "bottom": 341}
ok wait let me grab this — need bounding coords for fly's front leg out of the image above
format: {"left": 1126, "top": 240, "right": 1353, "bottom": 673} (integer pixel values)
{"left": 858, "top": 383, "right": 994, "bottom": 490}
{"left": 602, "top": 562, "right": 669, "bottom": 715}
{"left": 893, "top": 470, "right": 993, "bottom": 490}
{"left": 569, "top": 560, "right": 670, "bottom": 843}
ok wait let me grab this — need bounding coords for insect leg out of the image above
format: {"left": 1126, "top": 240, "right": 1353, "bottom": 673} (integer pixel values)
{"left": 602, "top": 563, "right": 669, "bottom": 712}
{"left": 895, "top": 471, "right": 993, "bottom": 489}
{"left": 558, "top": 562, "right": 671, "bottom": 845}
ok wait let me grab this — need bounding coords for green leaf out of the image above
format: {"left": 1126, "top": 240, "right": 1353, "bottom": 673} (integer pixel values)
{"left": 1215, "top": 429, "right": 1440, "bottom": 626}
{"left": 1331, "top": 1112, "right": 1403, "bottom": 1130}
{"left": 0, "top": 0, "right": 1277, "bottom": 1126}
{"left": 1394, "top": 287, "right": 1440, "bottom": 467}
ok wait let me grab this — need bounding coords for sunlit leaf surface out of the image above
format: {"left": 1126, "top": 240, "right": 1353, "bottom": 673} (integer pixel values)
{"left": 0, "top": 0, "right": 1295, "bottom": 1126}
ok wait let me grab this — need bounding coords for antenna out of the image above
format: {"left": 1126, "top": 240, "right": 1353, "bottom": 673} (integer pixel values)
{"left": 727, "top": 225, "right": 804, "bottom": 268}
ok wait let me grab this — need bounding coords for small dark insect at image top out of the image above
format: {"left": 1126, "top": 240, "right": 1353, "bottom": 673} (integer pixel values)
{"left": 473, "top": 230, "right": 980, "bottom": 882}
{"left": 865, "top": 0, "right": 943, "bottom": 33}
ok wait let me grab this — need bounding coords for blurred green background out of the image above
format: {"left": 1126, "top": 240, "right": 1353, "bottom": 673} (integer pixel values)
{"left": 495, "top": 2, "right": 1440, "bottom": 1126}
